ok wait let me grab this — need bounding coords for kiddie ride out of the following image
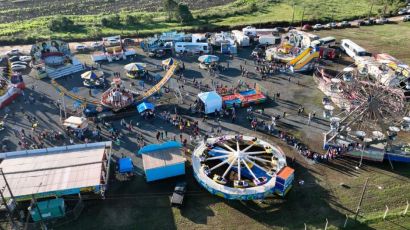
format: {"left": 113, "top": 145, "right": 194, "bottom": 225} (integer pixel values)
{"left": 0, "top": 73, "right": 25, "bottom": 109}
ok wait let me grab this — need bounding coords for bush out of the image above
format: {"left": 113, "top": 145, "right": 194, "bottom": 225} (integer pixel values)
{"left": 101, "top": 14, "right": 121, "bottom": 27}
{"left": 125, "top": 15, "right": 140, "bottom": 26}
{"left": 48, "top": 16, "right": 74, "bottom": 32}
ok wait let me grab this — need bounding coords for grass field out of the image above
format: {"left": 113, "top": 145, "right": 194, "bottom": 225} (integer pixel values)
{"left": 0, "top": 0, "right": 401, "bottom": 45}
{"left": 315, "top": 22, "right": 410, "bottom": 64}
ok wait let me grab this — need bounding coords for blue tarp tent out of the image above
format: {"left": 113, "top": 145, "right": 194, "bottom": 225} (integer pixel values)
{"left": 137, "top": 102, "right": 155, "bottom": 113}
{"left": 138, "top": 141, "right": 182, "bottom": 155}
{"left": 118, "top": 157, "right": 134, "bottom": 173}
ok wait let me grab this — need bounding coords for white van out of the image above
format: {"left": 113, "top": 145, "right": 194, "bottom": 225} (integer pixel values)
{"left": 174, "top": 42, "right": 209, "bottom": 54}
{"left": 258, "top": 36, "right": 281, "bottom": 45}
{"left": 340, "top": 39, "right": 371, "bottom": 59}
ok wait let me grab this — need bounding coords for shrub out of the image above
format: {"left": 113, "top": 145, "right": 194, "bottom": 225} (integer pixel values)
{"left": 48, "top": 16, "right": 74, "bottom": 32}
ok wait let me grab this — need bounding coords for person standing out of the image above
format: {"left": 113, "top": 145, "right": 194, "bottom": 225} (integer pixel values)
{"left": 156, "top": 131, "right": 160, "bottom": 142}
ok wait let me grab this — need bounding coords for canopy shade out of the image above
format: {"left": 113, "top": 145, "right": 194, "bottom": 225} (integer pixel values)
{"left": 124, "top": 62, "right": 146, "bottom": 72}
{"left": 137, "top": 102, "right": 155, "bottom": 113}
{"left": 198, "top": 91, "right": 222, "bottom": 114}
{"left": 198, "top": 55, "right": 219, "bottom": 64}
{"left": 81, "top": 71, "right": 104, "bottom": 80}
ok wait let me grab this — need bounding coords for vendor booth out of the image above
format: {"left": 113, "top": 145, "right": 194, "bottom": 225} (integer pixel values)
{"left": 198, "top": 91, "right": 222, "bottom": 114}
{"left": 63, "top": 116, "right": 88, "bottom": 131}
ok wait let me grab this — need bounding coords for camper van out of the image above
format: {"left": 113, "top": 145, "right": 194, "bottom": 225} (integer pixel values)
{"left": 340, "top": 39, "right": 371, "bottom": 59}
{"left": 174, "top": 42, "right": 210, "bottom": 54}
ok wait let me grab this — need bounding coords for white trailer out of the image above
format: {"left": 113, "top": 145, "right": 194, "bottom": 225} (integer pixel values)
{"left": 242, "top": 26, "right": 276, "bottom": 37}
{"left": 258, "top": 36, "right": 281, "bottom": 45}
{"left": 174, "top": 42, "right": 210, "bottom": 54}
{"left": 232, "top": 30, "right": 250, "bottom": 47}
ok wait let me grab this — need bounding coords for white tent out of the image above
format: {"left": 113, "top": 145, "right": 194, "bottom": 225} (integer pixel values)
{"left": 198, "top": 91, "right": 222, "bottom": 114}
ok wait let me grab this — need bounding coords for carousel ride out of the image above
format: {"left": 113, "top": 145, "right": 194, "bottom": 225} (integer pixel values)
{"left": 81, "top": 71, "right": 105, "bottom": 87}
{"left": 321, "top": 66, "right": 410, "bottom": 163}
{"left": 192, "top": 135, "right": 294, "bottom": 200}
{"left": 100, "top": 77, "right": 136, "bottom": 112}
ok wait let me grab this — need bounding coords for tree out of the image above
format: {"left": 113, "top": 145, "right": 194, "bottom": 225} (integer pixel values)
{"left": 125, "top": 15, "right": 140, "bottom": 26}
{"left": 48, "top": 16, "right": 74, "bottom": 32}
{"left": 176, "top": 3, "right": 193, "bottom": 24}
{"left": 163, "top": 0, "right": 178, "bottom": 21}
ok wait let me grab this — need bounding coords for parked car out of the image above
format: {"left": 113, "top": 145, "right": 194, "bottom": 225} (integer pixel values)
{"left": 339, "top": 21, "right": 351, "bottom": 27}
{"left": 398, "top": 9, "right": 407, "bottom": 15}
{"left": 329, "top": 22, "right": 337, "bottom": 28}
{"left": 75, "top": 45, "right": 88, "bottom": 52}
{"left": 107, "top": 38, "right": 120, "bottom": 46}
{"left": 313, "top": 24, "right": 323, "bottom": 30}
{"left": 301, "top": 24, "right": 312, "bottom": 31}
{"left": 323, "top": 23, "right": 332, "bottom": 29}
{"left": 357, "top": 20, "right": 365, "bottom": 26}
{"left": 11, "top": 64, "right": 27, "bottom": 71}
{"left": 375, "top": 17, "right": 389, "bottom": 24}
{"left": 9, "top": 56, "right": 20, "bottom": 62}
{"left": 287, "top": 26, "right": 296, "bottom": 31}
{"left": 171, "top": 182, "right": 187, "bottom": 207}
{"left": 19, "top": 56, "right": 32, "bottom": 62}
{"left": 273, "top": 27, "right": 286, "bottom": 33}
{"left": 123, "top": 38, "right": 135, "bottom": 46}
{"left": 91, "top": 42, "right": 102, "bottom": 49}
{"left": 6, "top": 49, "right": 20, "bottom": 56}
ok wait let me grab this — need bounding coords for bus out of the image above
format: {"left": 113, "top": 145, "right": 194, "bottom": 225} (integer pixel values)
{"left": 340, "top": 39, "right": 371, "bottom": 59}
{"left": 311, "top": 36, "right": 336, "bottom": 47}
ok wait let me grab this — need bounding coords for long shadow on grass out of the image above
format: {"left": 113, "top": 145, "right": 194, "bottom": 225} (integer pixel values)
{"left": 220, "top": 156, "right": 376, "bottom": 229}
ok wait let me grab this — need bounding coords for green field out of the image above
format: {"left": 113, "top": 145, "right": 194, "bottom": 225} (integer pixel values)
{"left": 0, "top": 0, "right": 402, "bottom": 45}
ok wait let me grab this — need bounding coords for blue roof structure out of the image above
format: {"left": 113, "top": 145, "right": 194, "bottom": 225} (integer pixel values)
{"left": 137, "top": 102, "right": 155, "bottom": 113}
{"left": 118, "top": 157, "right": 134, "bottom": 173}
{"left": 137, "top": 141, "right": 182, "bottom": 155}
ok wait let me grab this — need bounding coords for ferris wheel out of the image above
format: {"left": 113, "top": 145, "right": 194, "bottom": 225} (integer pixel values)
{"left": 324, "top": 67, "right": 408, "bottom": 146}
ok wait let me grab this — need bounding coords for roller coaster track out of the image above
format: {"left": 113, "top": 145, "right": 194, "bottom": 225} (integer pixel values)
{"left": 50, "top": 62, "right": 178, "bottom": 108}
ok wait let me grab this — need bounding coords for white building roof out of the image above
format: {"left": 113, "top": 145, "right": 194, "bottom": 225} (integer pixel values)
{"left": 142, "top": 150, "right": 185, "bottom": 171}
{"left": 0, "top": 142, "right": 111, "bottom": 199}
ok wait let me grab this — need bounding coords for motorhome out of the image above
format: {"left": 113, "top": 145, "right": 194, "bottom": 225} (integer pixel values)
{"left": 174, "top": 42, "right": 210, "bottom": 54}
{"left": 340, "top": 39, "right": 371, "bottom": 59}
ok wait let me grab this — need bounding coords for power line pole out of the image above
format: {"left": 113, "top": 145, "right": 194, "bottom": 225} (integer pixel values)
{"left": 300, "top": 6, "right": 306, "bottom": 28}
{"left": 291, "top": 1, "right": 296, "bottom": 25}
{"left": 354, "top": 177, "right": 369, "bottom": 220}
{"left": 0, "top": 168, "right": 17, "bottom": 230}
